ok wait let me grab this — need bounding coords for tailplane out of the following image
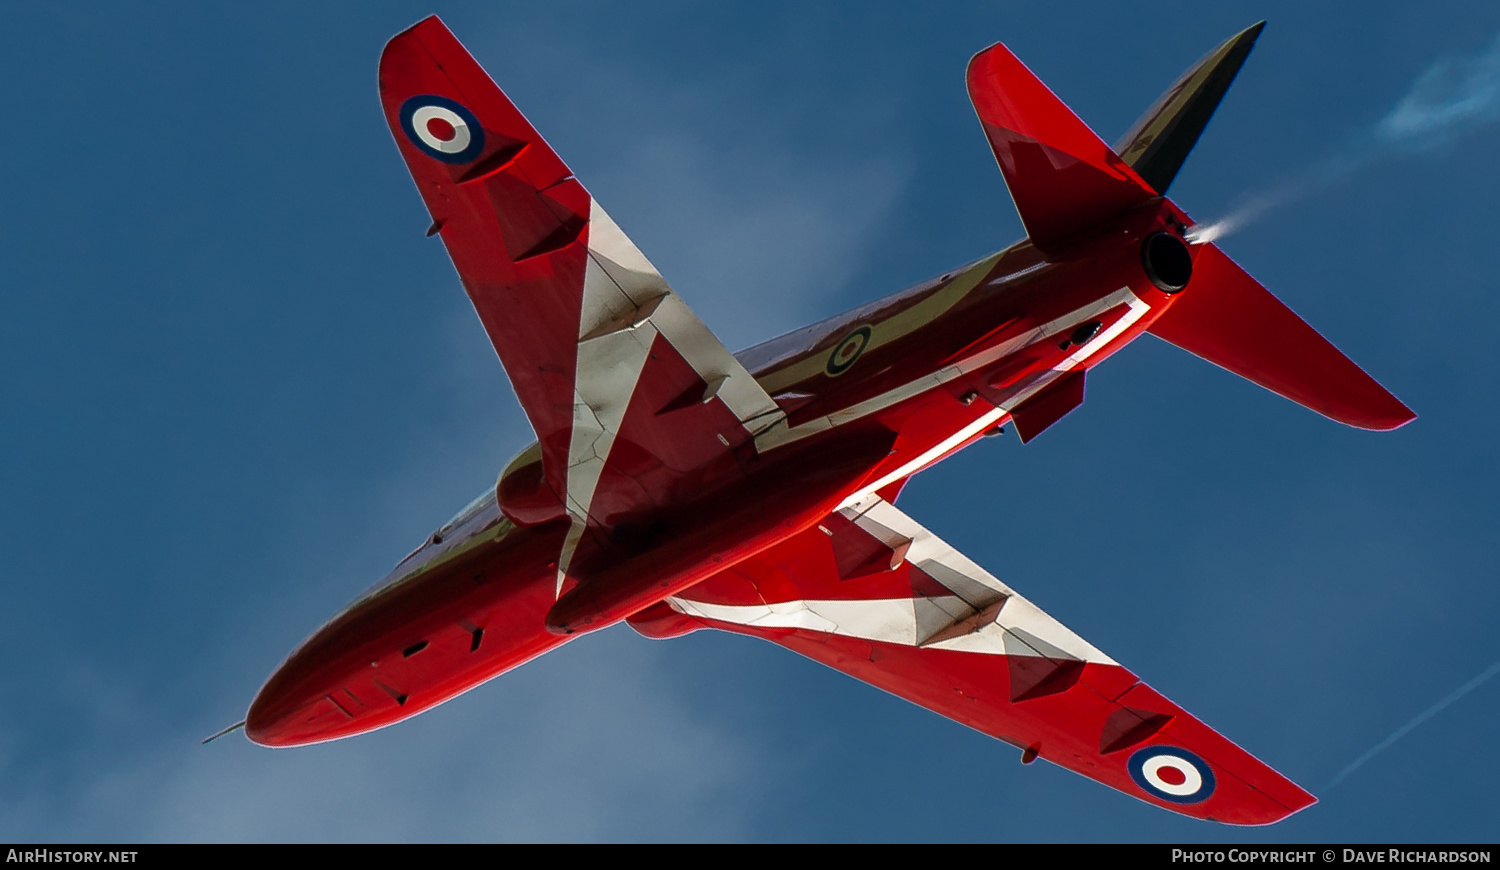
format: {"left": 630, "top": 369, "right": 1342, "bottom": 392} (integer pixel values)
{"left": 966, "top": 44, "right": 1156, "bottom": 255}
{"left": 967, "top": 23, "right": 1265, "bottom": 250}
{"left": 1151, "top": 244, "right": 1415, "bottom": 431}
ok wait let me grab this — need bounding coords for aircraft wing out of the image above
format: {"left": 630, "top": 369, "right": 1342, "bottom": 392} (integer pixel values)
{"left": 378, "top": 18, "right": 784, "bottom": 584}
{"left": 631, "top": 494, "right": 1317, "bottom": 825}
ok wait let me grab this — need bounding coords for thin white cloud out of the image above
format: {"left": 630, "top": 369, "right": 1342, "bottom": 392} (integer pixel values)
{"left": 469, "top": 22, "right": 910, "bottom": 352}
{"left": 590, "top": 130, "right": 907, "bottom": 352}
{"left": 1377, "top": 32, "right": 1500, "bottom": 144}
{"left": 56, "top": 630, "right": 757, "bottom": 842}
{"left": 1189, "top": 31, "right": 1500, "bottom": 244}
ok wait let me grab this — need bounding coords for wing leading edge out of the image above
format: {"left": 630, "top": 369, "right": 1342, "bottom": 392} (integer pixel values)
{"left": 631, "top": 495, "right": 1316, "bottom": 825}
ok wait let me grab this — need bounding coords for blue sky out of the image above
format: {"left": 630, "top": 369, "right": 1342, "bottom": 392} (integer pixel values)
{"left": 2, "top": 0, "right": 1497, "bottom": 842}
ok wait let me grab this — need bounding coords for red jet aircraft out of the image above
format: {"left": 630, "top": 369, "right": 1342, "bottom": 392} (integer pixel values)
{"left": 243, "top": 18, "right": 1413, "bottom": 825}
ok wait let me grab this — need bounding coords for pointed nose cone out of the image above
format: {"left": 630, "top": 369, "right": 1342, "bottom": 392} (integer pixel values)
{"left": 245, "top": 650, "right": 353, "bottom": 747}
{"left": 245, "top": 690, "right": 347, "bottom": 748}
{"left": 244, "top": 618, "right": 389, "bottom": 747}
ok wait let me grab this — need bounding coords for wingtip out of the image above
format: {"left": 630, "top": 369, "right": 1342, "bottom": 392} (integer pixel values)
{"left": 1360, "top": 407, "right": 1418, "bottom": 432}
{"left": 1220, "top": 776, "right": 1317, "bottom": 827}
{"left": 390, "top": 14, "right": 440, "bottom": 37}
{"left": 1272, "top": 785, "right": 1319, "bottom": 824}
{"left": 965, "top": 41, "right": 1013, "bottom": 78}
{"left": 1336, "top": 390, "right": 1416, "bottom": 431}
{"left": 382, "top": 14, "right": 449, "bottom": 58}
{"left": 405, "top": 13, "right": 446, "bottom": 34}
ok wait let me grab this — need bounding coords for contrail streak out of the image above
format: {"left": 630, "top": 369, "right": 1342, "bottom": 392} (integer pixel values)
{"left": 1322, "top": 658, "right": 1500, "bottom": 792}
{"left": 1188, "top": 32, "right": 1500, "bottom": 244}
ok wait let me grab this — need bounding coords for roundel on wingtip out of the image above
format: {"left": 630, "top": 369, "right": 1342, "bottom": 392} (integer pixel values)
{"left": 399, "top": 95, "right": 486, "bottom": 164}
{"left": 1127, "top": 745, "right": 1216, "bottom": 804}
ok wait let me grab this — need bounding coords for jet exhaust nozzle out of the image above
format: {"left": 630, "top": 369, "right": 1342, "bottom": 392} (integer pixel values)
{"left": 1142, "top": 232, "right": 1193, "bottom": 293}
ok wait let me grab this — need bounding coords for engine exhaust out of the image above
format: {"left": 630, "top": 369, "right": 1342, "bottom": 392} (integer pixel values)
{"left": 1142, "top": 231, "right": 1193, "bottom": 293}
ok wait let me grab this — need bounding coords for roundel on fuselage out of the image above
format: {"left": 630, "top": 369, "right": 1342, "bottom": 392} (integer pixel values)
{"left": 399, "top": 95, "right": 486, "bottom": 164}
{"left": 826, "top": 326, "right": 872, "bottom": 377}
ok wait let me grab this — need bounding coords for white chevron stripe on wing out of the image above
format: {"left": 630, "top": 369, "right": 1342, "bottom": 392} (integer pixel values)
{"left": 586, "top": 204, "right": 782, "bottom": 431}
{"left": 671, "top": 495, "right": 1116, "bottom": 665}
{"left": 555, "top": 201, "right": 787, "bottom": 593}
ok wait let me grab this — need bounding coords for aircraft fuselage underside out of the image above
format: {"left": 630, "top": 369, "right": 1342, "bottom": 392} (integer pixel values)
{"left": 248, "top": 202, "right": 1181, "bottom": 747}
{"left": 245, "top": 17, "right": 1413, "bottom": 824}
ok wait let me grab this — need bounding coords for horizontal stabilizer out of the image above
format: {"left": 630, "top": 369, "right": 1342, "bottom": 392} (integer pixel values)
{"left": 1150, "top": 244, "right": 1415, "bottom": 430}
{"left": 1114, "top": 22, "right": 1265, "bottom": 195}
{"left": 967, "top": 44, "right": 1157, "bottom": 255}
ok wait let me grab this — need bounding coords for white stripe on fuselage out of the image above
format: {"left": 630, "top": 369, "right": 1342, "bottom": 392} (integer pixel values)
{"left": 851, "top": 287, "right": 1149, "bottom": 500}
{"left": 751, "top": 287, "right": 1150, "bottom": 503}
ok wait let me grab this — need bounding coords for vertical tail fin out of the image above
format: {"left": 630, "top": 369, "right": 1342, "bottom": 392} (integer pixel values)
{"left": 1115, "top": 22, "right": 1266, "bottom": 195}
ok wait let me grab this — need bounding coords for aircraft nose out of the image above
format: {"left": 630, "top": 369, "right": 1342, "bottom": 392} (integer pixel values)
{"left": 245, "top": 629, "right": 367, "bottom": 747}
{"left": 245, "top": 606, "right": 430, "bottom": 747}
{"left": 246, "top": 657, "right": 334, "bottom": 747}
{"left": 245, "top": 681, "right": 354, "bottom": 747}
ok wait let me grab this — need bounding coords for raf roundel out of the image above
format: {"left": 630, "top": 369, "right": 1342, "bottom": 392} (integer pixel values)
{"left": 399, "top": 95, "right": 486, "bottom": 164}
{"left": 826, "top": 326, "right": 873, "bottom": 377}
{"left": 1128, "top": 746, "right": 1216, "bottom": 804}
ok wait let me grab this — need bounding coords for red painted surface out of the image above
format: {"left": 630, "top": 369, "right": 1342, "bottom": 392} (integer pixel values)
{"left": 967, "top": 43, "right": 1156, "bottom": 255}
{"left": 623, "top": 506, "right": 1318, "bottom": 823}
{"left": 546, "top": 426, "right": 898, "bottom": 634}
{"left": 247, "top": 16, "right": 1405, "bottom": 825}
{"left": 758, "top": 637, "right": 1312, "bottom": 825}
{"left": 248, "top": 515, "right": 571, "bottom": 746}
{"left": 1150, "top": 243, "right": 1416, "bottom": 430}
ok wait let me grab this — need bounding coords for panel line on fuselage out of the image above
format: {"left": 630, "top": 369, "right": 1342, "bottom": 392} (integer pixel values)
{"left": 759, "top": 286, "right": 1150, "bottom": 460}
{"left": 743, "top": 252, "right": 1006, "bottom": 393}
